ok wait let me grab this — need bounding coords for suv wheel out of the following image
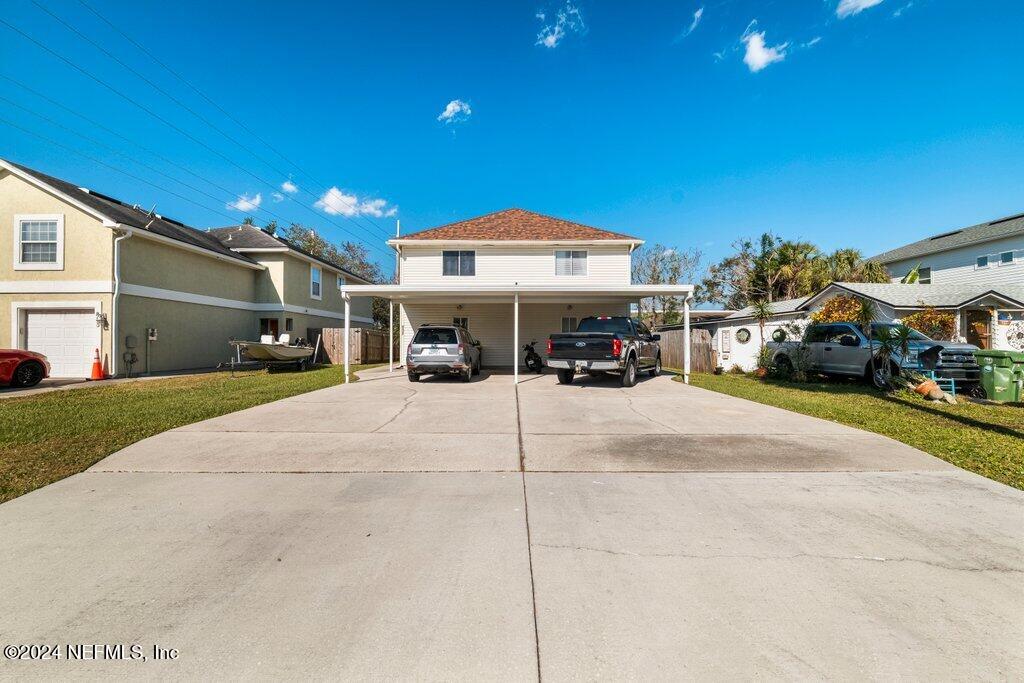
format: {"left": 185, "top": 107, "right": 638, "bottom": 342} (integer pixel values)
{"left": 13, "top": 361, "right": 45, "bottom": 388}
{"left": 649, "top": 355, "right": 662, "bottom": 377}
{"left": 621, "top": 356, "right": 638, "bottom": 387}
{"left": 407, "top": 372, "right": 420, "bottom": 383}
{"left": 557, "top": 369, "right": 575, "bottom": 384}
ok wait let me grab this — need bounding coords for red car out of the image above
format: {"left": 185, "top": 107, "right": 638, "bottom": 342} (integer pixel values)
{"left": 0, "top": 349, "right": 51, "bottom": 388}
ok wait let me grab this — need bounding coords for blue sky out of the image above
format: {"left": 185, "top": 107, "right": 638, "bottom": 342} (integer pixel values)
{"left": 1, "top": 0, "right": 1022, "bottom": 278}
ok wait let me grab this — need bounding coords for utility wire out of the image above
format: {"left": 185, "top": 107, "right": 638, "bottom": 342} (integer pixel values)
{"left": 0, "top": 93, "right": 396, "bottom": 259}
{"left": 74, "top": 0, "right": 394, "bottom": 241}
{"left": 0, "top": 15, "right": 389, "bottom": 252}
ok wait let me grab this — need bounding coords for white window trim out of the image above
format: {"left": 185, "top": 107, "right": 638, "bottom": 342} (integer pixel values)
{"left": 975, "top": 255, "right": 990, "bottom": 270}
{"left": 441, "top": 250, "right": 476, "bottom": 277}
{"left": 997, "top": 251, "right": 1016, "bottom": 266}
{"left": 310, "top": 265, "right": 322, "bottom": 300}
{"left": 554, "top": 249, "right": 588, "bottom": 277}
{"left": 337, "top": 274, "right": 346, "bottom": 289}
{"left": 917, "top": 267, "right": 931, "bottom": 284}
{"left": 452, "top": 316, "right": 470, "bottom": 329}
{"left": 560, "top": 315, "right": 578, "bottom": 333}
{"left": 14, "top": 214, "right": 64, "bottom": 271}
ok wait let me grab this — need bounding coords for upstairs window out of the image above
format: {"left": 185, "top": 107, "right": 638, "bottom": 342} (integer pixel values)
{"left": 1000, "top": 251, "right": 1015, "bottom": 265}
{"left": 337, "top": 274, "right": 346, "bottom": 289}
{"left": 452, "top": 316, "right": 469, "bottom": 329}
{"left": 561, "top": 316, "right": 578, "bottom": 333}
{"left": 310, "top": 265, "right": 322, "bottom": 299}
{"left": 976, "top": 255, "right": 989, "bottom": 269}
{"left": 555, "top": 250, "right": 587, "bottom": 276}
{"left": 918, "top": 267, "right": 931, "bottom": 284}
{"left": 15, "top": 214, "right": 63, "bottom": 270}
{"left": 442, "top": 250, "right": 475, "bottom": 276}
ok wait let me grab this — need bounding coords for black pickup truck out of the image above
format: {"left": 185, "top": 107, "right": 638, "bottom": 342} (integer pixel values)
{"left": 546, "top": 316, "right": 662, "bottom": 387}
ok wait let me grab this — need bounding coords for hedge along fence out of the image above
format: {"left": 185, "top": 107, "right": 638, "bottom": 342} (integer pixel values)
{"left": 656, "top": 327, "right": 715, "bottom": 373}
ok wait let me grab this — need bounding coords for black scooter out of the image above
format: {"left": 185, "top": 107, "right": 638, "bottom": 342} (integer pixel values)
{"left": 522, "top": 341, "right": 544, "bottom": 374}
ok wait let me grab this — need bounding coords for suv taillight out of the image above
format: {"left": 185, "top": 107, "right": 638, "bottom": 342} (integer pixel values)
{"left": 546, "top": 339, "right": 553, "bottom": 355}
{"left": 458, "top": 343, "right": 465, "bottom": 356}
{"left": 406, "top": 342, "right": 413, "bottom": 355}
{"left": 612, "top": 338, "right": 622, "bottom": 357}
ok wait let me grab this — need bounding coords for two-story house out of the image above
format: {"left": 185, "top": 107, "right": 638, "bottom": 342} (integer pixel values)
{"left": 339, "top": 208, "right": 695, "bottom": 382}
{"left": 1, "top": 158, "right": 373, "bottom": 377}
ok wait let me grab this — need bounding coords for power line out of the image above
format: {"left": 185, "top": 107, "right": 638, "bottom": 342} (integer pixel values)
{"left": 73, "top": 0, "right": 394, "bottom": 241}
{"left": 0, "top": 92, "right": 394, "bottom": 259}
{"left": 0, "top": 15, "right": 391, "bottom": 253}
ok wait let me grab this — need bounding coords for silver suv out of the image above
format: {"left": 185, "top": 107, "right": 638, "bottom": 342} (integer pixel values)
{"left": 407, "top": 324, "right": 482, "bottom": 382}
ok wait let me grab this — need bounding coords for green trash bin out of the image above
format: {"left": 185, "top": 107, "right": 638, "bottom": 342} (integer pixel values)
{"left": 974, "top": 350, "right": 1024, "bottom": 402}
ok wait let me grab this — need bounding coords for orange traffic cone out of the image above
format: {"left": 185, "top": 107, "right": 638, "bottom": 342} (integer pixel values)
{"left": 89, "top": 348, "right": 106, "bottom": 380}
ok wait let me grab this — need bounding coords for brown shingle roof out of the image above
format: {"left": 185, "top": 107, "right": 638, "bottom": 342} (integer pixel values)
{"left": 398, "top": 208, "right": 641, "bottom": 241}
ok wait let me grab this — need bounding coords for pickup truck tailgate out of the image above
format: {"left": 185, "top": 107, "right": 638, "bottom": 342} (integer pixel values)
{"left": 549, "top": 333, "right": 617, "bottom": 360}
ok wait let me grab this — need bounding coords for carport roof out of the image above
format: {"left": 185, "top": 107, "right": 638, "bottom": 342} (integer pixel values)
{"left": 341, "top": 284, "right": 693, "bottom": 302}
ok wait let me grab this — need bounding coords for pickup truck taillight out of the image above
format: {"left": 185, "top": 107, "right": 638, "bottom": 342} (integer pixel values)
{"left": 612, "top": 338, "right": 622, "bottom": 357}
{"left": 546, "top": 339, "right": 553, "bottom": 355}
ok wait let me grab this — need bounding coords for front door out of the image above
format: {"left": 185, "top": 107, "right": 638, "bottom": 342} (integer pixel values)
{"left": 964, "top": 310, "right": 991, "bottom": 349}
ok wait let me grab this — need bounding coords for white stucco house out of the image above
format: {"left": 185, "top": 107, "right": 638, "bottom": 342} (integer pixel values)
{"left": 700, "top": 212, "right": 1024, "bottom": 371}
{"left": 339, "top": 208, "right": 694, "bottom": 383}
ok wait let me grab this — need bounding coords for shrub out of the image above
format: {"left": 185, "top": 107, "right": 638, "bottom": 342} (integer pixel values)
{"left": 900, "top": 308, "right": 955, "bottom": 340}
{"left": 728, "top": 364, "right": 746, "bottom": 374}
{"left": 810, "top": 296, "right": 862, "bottom": 323}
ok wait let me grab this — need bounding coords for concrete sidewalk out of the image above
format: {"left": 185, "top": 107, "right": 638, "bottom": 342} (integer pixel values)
{"left": 0, "top": 368, "right": 1021, "bottom": 679}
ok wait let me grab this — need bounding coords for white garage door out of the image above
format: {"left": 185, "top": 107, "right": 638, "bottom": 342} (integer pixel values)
{"left": 25, "top": 309, "right": 96, "bottom": 378}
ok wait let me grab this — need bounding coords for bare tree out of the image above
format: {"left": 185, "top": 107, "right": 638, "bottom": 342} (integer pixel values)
{"left": 632, "top": 244, "right": 702, "bottom": 327}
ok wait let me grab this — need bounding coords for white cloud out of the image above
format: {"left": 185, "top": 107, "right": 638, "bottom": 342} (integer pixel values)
{"left": 802, "top": 36, "right": 822, "bottom": 48}
{"left": 281, "top": 180, "right": 298, "bottom": 194}
{"left": 437, "top": 99, "right": 472, "bottom": 124}
{"left": 836, "top": 0, "right": 885, "bottom": 19}
{"left": 226, "top": 192, "right": 261, "bottom": 212}
{"left": 272, "top": 192, "right": 285, "bottom": 203}
{"left": 675, "top": 6, "right": 704, "bottom": 41}
{"left": 741, "top": 21, "right": 788, "bottom": 72}
{"left": 314, "top": 187, "right": 397, "bottom": 218}
{"left": 893, "top": 2, "right": 912, "bottom": 17}
{"left": 536, "top": 1, "right": 585, "bottom": 49}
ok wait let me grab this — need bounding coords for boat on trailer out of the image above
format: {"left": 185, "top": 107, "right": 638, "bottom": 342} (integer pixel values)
{"left": 230, "top": 334, "right": 315, "bottom": 370}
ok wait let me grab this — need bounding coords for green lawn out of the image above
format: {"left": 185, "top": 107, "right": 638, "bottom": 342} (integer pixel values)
{"left": 680, "top": 372, "right": 1024, "bottom": 490}
{"left": 0, "top": 364, "right": 379, "bottom": 504}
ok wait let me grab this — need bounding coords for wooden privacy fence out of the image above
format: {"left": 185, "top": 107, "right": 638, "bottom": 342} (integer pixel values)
{"left": 656, "top": 327, "right": 715, "bottom": 373}
{"left": 312, "top": 328, "right": 399, "bottom": 365}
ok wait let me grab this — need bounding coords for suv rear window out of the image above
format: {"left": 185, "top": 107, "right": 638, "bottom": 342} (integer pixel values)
{"left": 575, "top": 317, "right": 633, "bottom": 334}
{"left": 414, "top": 328, "right": 458, "bottom": 345}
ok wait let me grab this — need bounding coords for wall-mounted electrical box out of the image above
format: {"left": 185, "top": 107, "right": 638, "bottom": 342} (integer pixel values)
{"left": 147, "top": 328, "right": 158, "bottom": 341}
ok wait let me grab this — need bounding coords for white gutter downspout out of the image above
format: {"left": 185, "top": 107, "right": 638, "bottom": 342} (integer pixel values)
{"left": 111, "top": 229, "right": 132, "bottom": 376}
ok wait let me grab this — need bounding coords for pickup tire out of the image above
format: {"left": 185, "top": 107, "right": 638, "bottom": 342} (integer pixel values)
{"left": 557, "top": 369, "right": 575, "bottom": 384}
{"left": 648, "top": 355, "right": 662, "bottom": 377}
{"left": 774, "top": 355, "right": 793, "bottom": 374}
{"left": 864, "top": 360, "right": 899, "bottom": 389}
{"left": 620, "top": 356, "right": 638, "bottom": 387}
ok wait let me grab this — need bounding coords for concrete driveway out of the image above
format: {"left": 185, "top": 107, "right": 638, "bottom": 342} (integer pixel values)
{"left": 1, "top": 368, "right": 1021, "bottom": 680}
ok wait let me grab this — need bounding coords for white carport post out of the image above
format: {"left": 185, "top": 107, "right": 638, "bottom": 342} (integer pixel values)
{"left": 388, "top": 299, "right": 394, "bottom": 373}
{"left": 683, "top": 294, "right": 691, "bottom": 384}
{"left": 343, "top": 292, "right": 351, "bottom": 384}
{"left": 513, "top": 292, "right": 519, "bottom": 384}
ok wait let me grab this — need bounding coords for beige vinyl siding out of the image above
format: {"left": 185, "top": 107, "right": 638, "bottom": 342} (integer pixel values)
{"left": 885, "top": 235, "right": 1024, "bottom": 286}
{"left": 401, "top": 301, "right": 630, "bottom": 368}
{"left": 399, "top": 244, "right": 632, "bottom": 287}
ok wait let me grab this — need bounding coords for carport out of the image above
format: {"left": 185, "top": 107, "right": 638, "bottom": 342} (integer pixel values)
{"left": 339, "top": 284, "right": 694, "bottom": 384}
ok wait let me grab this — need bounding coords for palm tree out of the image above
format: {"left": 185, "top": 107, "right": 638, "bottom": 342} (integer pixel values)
{"left": 856, "top": 298, "right": 881, "bottom": 387}
{"left": 900, "top": 264, "right": 921, "bottom": 284}
{"left": 750, "top": 299, "right": 774, "bottom": 352}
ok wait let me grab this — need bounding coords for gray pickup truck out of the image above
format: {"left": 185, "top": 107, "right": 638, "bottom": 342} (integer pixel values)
{"left": 547, "top": 316, "right": 661, "bottom": 387}
{"left": 767, "top": 321, "right": 980, "bottom": 387}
